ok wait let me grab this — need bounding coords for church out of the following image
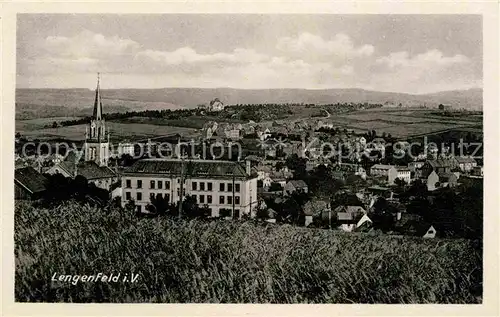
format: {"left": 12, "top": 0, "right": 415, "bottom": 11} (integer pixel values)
{"left": 46, "top": 74, "right": 118, "bottom": 190}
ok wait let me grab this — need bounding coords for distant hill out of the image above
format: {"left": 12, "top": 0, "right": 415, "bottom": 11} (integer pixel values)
{"left": 16, "top": 87, "right": 482, "bottom": 119}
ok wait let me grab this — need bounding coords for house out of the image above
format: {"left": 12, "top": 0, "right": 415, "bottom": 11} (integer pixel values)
{"left": 334, "top": 163, "right": 367, "bottom": 179}
{"left": 257, "top": 128, "right": 272, "bottom": 141}
{"left": 395, "top": 166, "right": 411, "bottom": 183}
{"left": 75, "top": 161, "right": 119, "bottom": 190}
{"left": 471, "top": 166, "right": 483, "bottom": 177}
{"left": 117, "top": 142, "right": 135, "bottom": 157}
{"left": 283, "top": 180, "right": 308, "bottom": 196}
{"left": 408, "top": 161, "right": 425, "bottom": 172}
{"left": 369, "top": 138, "right": 387, "bottom": 151}
{"left": 452, "top": 156, "right": 477, "bottom": 172}
{"left": 46, "top": 160, "right": 118, "bottom": 191}
{"left": 370, "top": 164, "right": 398, "bottom": 185}
{"left": 266, "top": 208, "right": 277, "bottom": 223}
{"left": 122, "top": 159, "right": 258, "bottom": 218}
{"left": 304, "top": 199, "right": 331, "bottom": 227}
{"left": 334, "top": 209, "right": 371, "bottom": 232}
{"left": 425, "top": 171, "right": 440, "bottom": 191}
{"left": 396, "top": 214, "right": 437, "bottom": 238}
{"left": 438, "top": 172, "right": 458, "bottom": 188}
{"left": 422, "top": 158, "right": 452, "bottom": 177}
{"left": 15, "top": 166, "right": 49, "bottom": 200}
{"left": 207, "top": 98, "right": 224, "bottom": 111}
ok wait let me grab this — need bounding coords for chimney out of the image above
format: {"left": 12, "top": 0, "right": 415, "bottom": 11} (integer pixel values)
{"left": 246, "top": 160, "right": 251, "bottom": 175}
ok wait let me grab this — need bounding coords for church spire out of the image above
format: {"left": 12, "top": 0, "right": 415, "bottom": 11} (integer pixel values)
{"left": 93, "top": 73, "right": 103, "bottom": 120}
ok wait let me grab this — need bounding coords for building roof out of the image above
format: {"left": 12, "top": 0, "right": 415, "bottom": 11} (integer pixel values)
{"left": 437, "top": 172, "right": 457, "bottom": 182}
{"left": 454, "top": 156, "right": 477, "bottom": 164}
{"left": 123, "top": 159, "right": 253, "bottom": 179}
{"left": 371, "top": 164, "right": 395, "bottom": 170}
{"left": 334, "top": 205, "right": 365, "bottom": 214}
{"left": 337, "top": 212, "right": 355, "bottom": 221}
{"left": 77, "top": 162, "right": 117, "bottom": 180}
{"left": 286, "top": 180, "right": 308, "bottom": 189}
{"left": 396, "top": 166, "right": 411, "bottom": 172}
{"left": 427, "top": 158, "right": 451, "bottom": 168}
{"left": 15, "top": 166, "right": 48, "bottom": 194}
{"left": 303, "top": 199, "right": 330, "bottom": 216}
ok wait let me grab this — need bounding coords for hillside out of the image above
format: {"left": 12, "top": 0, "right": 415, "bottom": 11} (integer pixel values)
{"left": 15, "top": 200, "right": 482, "bottom": 303}
{"left": 16, "top": 88, "right": 482, "bottom": 119}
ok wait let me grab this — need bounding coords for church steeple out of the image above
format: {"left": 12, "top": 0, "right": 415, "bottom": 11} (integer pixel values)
{"left": 93, "top": 72, "right": 103, "bottom": 120}
{"left": 85, "top": 73, "right": 109, "bottom": 166}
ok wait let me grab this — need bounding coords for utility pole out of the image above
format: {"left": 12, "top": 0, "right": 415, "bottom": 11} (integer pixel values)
{"left": 232, "top": 173, "right": 235, "bottom": 219}
{"left": 177, "top": 137, "right": 184, "bottom": 219}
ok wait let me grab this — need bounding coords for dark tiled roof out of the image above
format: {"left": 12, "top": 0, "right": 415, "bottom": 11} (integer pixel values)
{"left": 77, "top": 162, "right": 116, "bottom": 180}
{"left": 437, "top": 172, "right": 456, "bottom": 182}
{"left": 371, "top": 164, "right": 395, "bottom": 170}
{"left": 287, "top": 180, "right": 308, "bottom": 188}
{"left": 454, "top": 157, "right": 477, "bottom": 164}
{"left": 124, "top": 159, "right": 252, "bottom": 179}
{"left": 15, "top": 166, "right": 48, "bottom": 194}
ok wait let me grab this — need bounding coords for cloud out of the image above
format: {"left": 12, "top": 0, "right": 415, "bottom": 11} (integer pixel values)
{"left": 43, "top": 30, "right": 141, "bottom": 59}
{"left": 375, "top": 49, "right": 469, "bottom": 69}
{"left": 17, "top": 30, "right": 480, "bottom": 93}
{"left": 276, "top": 32, "right": 374, "bottom": 64}
{"left": 372, "top": 49, "right": 476, "bottom": 93}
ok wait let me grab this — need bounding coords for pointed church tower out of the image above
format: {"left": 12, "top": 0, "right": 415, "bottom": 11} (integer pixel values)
{"left": 84, "top": 73, "right": 110, "bottom": 166}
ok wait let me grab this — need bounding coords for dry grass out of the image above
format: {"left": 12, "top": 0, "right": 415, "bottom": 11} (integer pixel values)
{"left": 15, "top": 201, "right": 482, "bottom": 303}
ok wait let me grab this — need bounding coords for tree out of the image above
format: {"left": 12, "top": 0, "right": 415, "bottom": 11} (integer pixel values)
{"left": 268, "top": 182, "right": 283, "bottom": 192}
{"left": 149, "top": 193, "right": 170, "bottom": 215}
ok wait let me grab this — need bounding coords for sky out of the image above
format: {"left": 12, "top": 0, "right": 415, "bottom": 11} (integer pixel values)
{"left": 16, "top": 14, "right": 482, "bottom": 94}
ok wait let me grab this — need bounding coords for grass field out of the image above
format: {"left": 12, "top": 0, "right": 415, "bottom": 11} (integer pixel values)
{"left": 16, "top": 121, "right": 198, "bottom": 141}
{"left": 16, "top": 117, "right": 82, "bottom": 132}
{"left": 15, "top": 201, "right": 482, "bottom": 303}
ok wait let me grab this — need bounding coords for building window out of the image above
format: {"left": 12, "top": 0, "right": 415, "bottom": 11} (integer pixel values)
{"left": 235, "top": 196, "right": 240, "bottom": 205}
{"left": 219, "top": 196, "right": 225, "bottom": 204}
{"left": 150, "top": 193, "right": 155, "bottom": 200}
{"left": 193, "top": 195, "right": 197, "bottom": 202}
{"left": 208, "top": 182, "right": 213, "bottom": 191}
{"left": 192, "top": 181, "right": 197, "bottom": 191}
{"left": 207, "top": 195, "right": 212, "bottom": 204}
{"left": 200, "top": 182, "right": 205, "bottom": 191}
{"left": 235, "top": 184, "right": 240, "bottom": 192}
{"left": 125, "top": 192, "right": 131, "bottom": 200}
{"left": 227, "top": 196, "right": 233, "bottom": 205}
{"left": 126, "top": 179, "right": 131, "bottom": 188}
{"left": 199, "top": 195, "right": 205, "bottom": 204}
{"left": 234, "top": 209, "right": 240, "bottom": 219}
{"left": 165, "top": 194, "right": 170, "bottom": 202}
{"left": 137, "top": 180, "right": 142, "bottom": 189}
{"left": 137, "top": 192, "right": 142, "bottom": 201}
{"left": 137, "top": 205, "right": 142, "bottom": 213}
{"left": 165, "top": 181, "right": 170, "bottom": 190}
{"left": 150, "top": 180, "right": 155, "bottom": 189}
{"left": 228, "top": 183, "right": 233, "bottom": 192}
{"left": 158, "top": 181, "right": 163, "bottom": 189}
{"left": 219, "top": 183, "right": 225, "bottom": 192}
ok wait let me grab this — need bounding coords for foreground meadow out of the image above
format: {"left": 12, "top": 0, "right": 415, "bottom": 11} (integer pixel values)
{"left": 15, "top": 201, "right": 482, "bottom": 303}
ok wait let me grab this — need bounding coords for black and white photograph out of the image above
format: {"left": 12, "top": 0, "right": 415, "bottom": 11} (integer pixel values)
{"left": 3, "top": 5, "right": 498, "bottom": 311}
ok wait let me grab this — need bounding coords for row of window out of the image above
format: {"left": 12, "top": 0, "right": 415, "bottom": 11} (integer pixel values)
{"left": 125, "top": 179, "right": 242, "bottom": 193}
{"left": 125, "top": 192, "right": 241, "bottom": 205}
{"left": 125, "top": 179, "right": 171, "bottom": 190}
{"left": 192, "top": 181, "right": 240, "bottom": 193}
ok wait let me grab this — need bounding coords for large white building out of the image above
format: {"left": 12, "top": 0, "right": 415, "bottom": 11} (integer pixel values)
{"left": 121, "top": 159, "right": 258, "bottom": 218}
